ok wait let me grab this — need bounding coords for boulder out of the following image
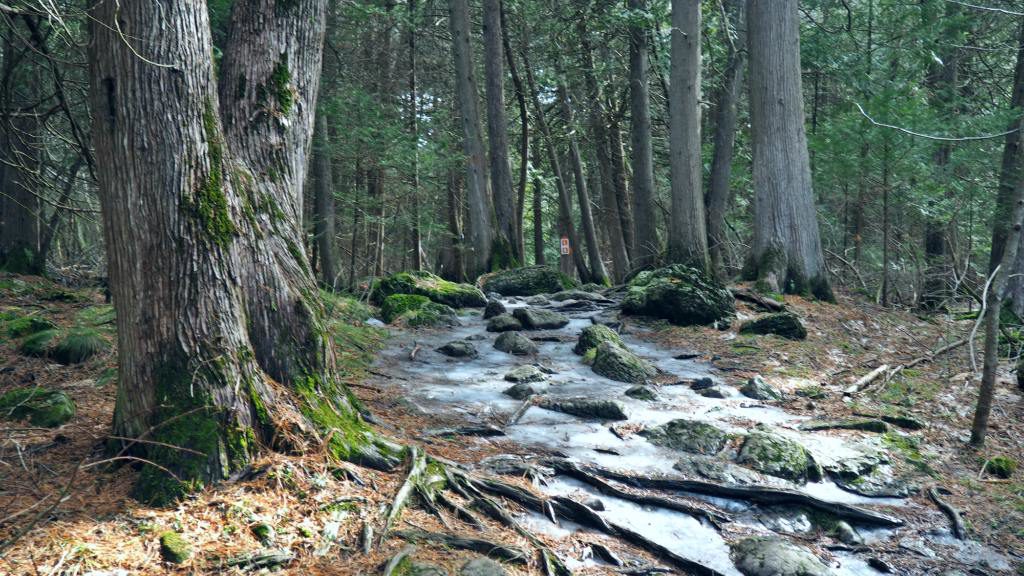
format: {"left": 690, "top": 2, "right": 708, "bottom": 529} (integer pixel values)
{"left": 834, "top": 521, "right": 863, "bottom": 546}
{"left": 739, "top": 312, "right": 807, "bottom": 340}
{"left": 621, "top": 265, "right": 734, "bottom": 326}
{"left": 688, "top": 377, "right": 716, "bottom": 390}
{"left": 504, "top": 365, "right": 546, "bottom": 383}
{"left": 696, "top": 386, "right": 730, "bottom": 399}
{"left": 834, "top": 467, "right": 913, "bottom": 498}
{"left": 503, "top": 382, "right": 538, "bottom": 400}
{"left": 673, "top": 455, "right": 773, "bottom": 486}
{"left": 592, "top": 341, "right": 657, "bottom": 383}
{"left": 737, "top": 430, "right": 820, "bottom": 483}
{"left": 494, "top": 332, "right": 538, "bottom": 355}
{"left": 730, "top": 536, "right": 833, "bottom": 576}
{"left": 512, "top": 307, "right": 569, "bottom": 330}
{"left": 573, "top": 324, "right": 623, "bottom": 355}
{"left": 459, "top": 557, "right": 508, "bottom": 576}
{"left": 641, "top": 419, "right": 730, "bottom": 455}
{"left": 479, "top": 265, "right": 576, "bottom": 296}
{"left": 436, "top": 340, "right": 478, "bottom": 358}
{"left": 483, "top": 299, "right": 506, "bottom": 319}
{"left": 525, "top": 295, "right": 549, "bottom": 305}
{"left": 381, "top": 294, "right": 459, "bottom": 327}
{"left": 537, "top": 397, "right": 628, "bottom": 420}
{"left": 486, "top": 313, "right": 523, "bottom": 332}
{"left": 0, "top": 387, "right": 75, "bottom": 427}
{"left": 740, "top": 376, "right": 784, "bottom": 401}
{"left": 799, "top": 418, "right": 888, "bottom": 433}
{"left": 624, "top": 385, "right": 658, "bottom": 401}
{"left": 550, "top": 290, "right": 611, "bottom": 303}
{"left": 372, "top": 270, "right": 487, "bottom": 308}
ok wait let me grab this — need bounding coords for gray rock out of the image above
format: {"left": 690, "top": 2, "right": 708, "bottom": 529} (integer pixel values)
{"left": 799, "top": 418, "right": 888, "bottom": 433}
{"left": 504, "top": 365, "right": 546, "bottom": 383}
{"left": 486, "top": 313, "right": 523, "bottom": 332}
{"left": 642, "top": 419, "right": 730, "bottom": 455}
{"left": 625, "top": 385, "right": 658, "bottom": 401}
{"left": 834, "top": 521, "right": 863, "bottom": 546}
{"left": 525, "top": 295, "right": 550, "bottom": 305}
{"left": 479, "top": 265, "right": 574, "bottom": 296}
{"left": 621, "top": 264, "right": 735, "bottom": 326}
{"left": 673, "top": 455, "right": 776, "bottom": 486}
{"left": 513, "top": 307, "right": 570, "bottom": 330}
{"left": 408, "top": 563, "right": 449, "bottom": 576}
{"left": 459, "top": 557, "right": 508, "bottom": 576}
{"left": 689, "top": 377, "right": 716, "bottom": 390}
{"left": 737, "top": 430, "right": 819, "bottom": 483}
{"left": 592, "top": 341, "right": 657, "bottom": 383}
{"left": 537, "top": 397, "right": 629, "bottom": 420}
{"left": 741, "top": 376, "right": 784, "bottom": 401}
{"left": 483, "top": 299, "right": 507, "bottom": 319}
{"left": 486, "top": 291, "right": 503, "bottom": 300}
{"left": 730, "top": 536, "right": 833, "bottom": 576}
{"left": 696, "top": 386, "right": 730, "bottom": 399}
{"left": 835, "top": 467, "right": 914, "bottom": 498}
{"left": 503, "top": 382, "right": 538, "bottom": 400}
{"left": 436, "top": 340, "right": 478, "bottom": 358}
{"left": 550, "top": 289, "right": 610, "bottom": 302}
{"left": 494, "top": 332, "right": 538, "bottom": 355}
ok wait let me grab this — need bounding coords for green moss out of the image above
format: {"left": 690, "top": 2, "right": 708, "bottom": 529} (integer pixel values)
{"left": 574, "top": 324, "right": 623, "bottom": 355}
{"left": 621, "top": 265, "right": 734, "bottom": 326}
{"left": 19, "top": 328, "right": 59, "bottom": 357}
{"left": 251, "top": 522, "right": 275, "bottom": 543}
{"left": 51, "top": 328, "right": 109, "bottom": 364}
{"left": 76, "top": 305, "right": 115, "bottom": 328}
{"left": 479, "top": 265, "right": 577, "bottom": 296}
{"left": 269, "top": 58, "right": 293, "bottom": 115}
{"left": 988, "top": 456, "right": 1017, "bottom": 479}
{"left": 0, "top": 387, "right": 75, "bottom": 427}
{"left": 371, "top": 270, "right": 486, "bottom": 308}
{"left": 158, "top": 531, "right": 192, "bottom": 564}
{"left": 581, "top": 347, "right": 597, "bottom": 365}
{"left": 739, "top": 313, "right": 807, "bottom": 340}
{"left": 193, "top": 99, "right": 236, "bottom": 246}
{"left": 380, "top": 294, "right": 429, "bottom": 323}
{"left": 5, "top": 315, "right": 56, "bottom": 338}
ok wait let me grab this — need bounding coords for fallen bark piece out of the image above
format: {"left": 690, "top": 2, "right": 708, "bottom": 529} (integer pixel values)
{"left": 929, "top": 487, "right": 966, "bottom": 539}
{"left": 394, "top": 529, "right": 529, "bottom": 564}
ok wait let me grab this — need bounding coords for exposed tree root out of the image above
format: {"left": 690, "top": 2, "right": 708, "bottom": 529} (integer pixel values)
{"left": 383, "top": 545, "right": 417, "bottom": 576}
{"left": 380, "top": 446, "right": 427, "bottom": 543}
{"left": 929, "top": 487, "right": 966, "bottom": 539}
{"left": 394, "top": 528, "right": 530, "bottom": 563}
{"left": 731, "top": 287, "right": 786, "bottom": 311}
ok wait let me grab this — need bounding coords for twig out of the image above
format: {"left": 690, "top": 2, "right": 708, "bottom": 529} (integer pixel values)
{"left": 856, "top": 102, "right": 1021, "bottom": 142}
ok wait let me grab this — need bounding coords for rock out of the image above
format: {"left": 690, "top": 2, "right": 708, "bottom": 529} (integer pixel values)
{"left": 550, "top": 290, "right": 611, "bottom": 303}
{"left": 621, "top": 264, "right": 734, "bottom": 326}
{"left": 799, "top": 418, "right": 888, "bottom": 433}
{"left": 537, "top": 397, "right": 629, "bottom": 420}
{"left": 737, "top": 430, "right": 819, "bottom": 483}
{"left": 730, "top": 536, "right": 833, "bottom": 576}
{"left": 834, "top": 521, "right": 863, "bottom": 545}
{"left": 0, "top": 387, "right": 75, "bottom": 427}
{"left": 592, "top": 341, "right": 657, "bottom": 383}
{"left": 739, "top": 312, "right": 807, "bottom": 340}
{"left": 381, "top": 294, "right": 459, "bottom": 327}
{"left": 740, "top": 376, "right": 784, "bottom": 401}
{"left": 459, "top": 557, "right": 508, "bottom": 576}
{"left": 408, "top": 563, "right": 449, "bottom": 576}
{"left": 556, "top": 300, "right": 601, "bottom": 312}
{"left": 372, "top": 270, "right": 487, "bottom": 307}
{"left": 504, "top": 365, "right": 546, "bottom": 383}
{"left": 479, "top": 265, "right": 576, "bottom": 296}
{"left": 573, "top": 324, "right": 623, "bottom": 355}
{"left": 835, "top": 468, "right": 914, "bottom": 498}
{"left": 4, "top": 314, "right": 56, "bottom": 338}
{"left": 436, "top": 340, "right": 478, "bottom": 358}
{"left": 525, "top": 295, "right": 549, "bottom": 305}
{"left": 486, "top": 313, "right": 523, "bottom": 332}
{"left": 503, "top": 382, "right": 538, "bottom": 400}
{"left": 688, "top": 377, "right": 716, "bottom": 390}
{"left": 159, "top": 531, "right": 192, "bottom": 564}
{"left": 590, "top": 309, "right": 623, "bottom": 330}
{"left": 641, "top": 419, "right": 730, "bottom": 455}
{"left": 581, "top": 497, "right": 605, "bottom": 511}
{"left": 512, "top": 307, "right": 569, "bottom": 330}
{"left": 874, "top": 413, "right": 926, "bottom": 431}
{"left": 494, "top": 332, "right": 538, "bottom": 355}
{"left": 625, "top": 385, "right": 658, "bottom": 401}
{"left": 483, "top": 299, "right": 506, "bottom": 319}
{"left": 673, "top": 455, "right": 773, "bottom": 486}
{"left": 696, "top": 386, "right": 730, "bottom": 399}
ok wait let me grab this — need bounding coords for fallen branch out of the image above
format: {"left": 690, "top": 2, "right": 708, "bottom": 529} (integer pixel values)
{"left": 225, "top": 549, "right": 294, "bottom": 570}
{"left": 928, "top": 487, "right": 966, "bottom": 539}
{"left": 731, "top": 287, "right": 786, "bottom": 312}
{"left": 394, "top": 529, "right": 529, "bottom": 563}
{"left": 507, "top": 398, "right": 535, "bottom": 426}
{"left": 843, "top": 364, "right": 890, "bottom": 395}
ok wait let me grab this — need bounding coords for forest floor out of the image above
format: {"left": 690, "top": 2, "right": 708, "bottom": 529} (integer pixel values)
{"left": 0, "top": 272, "right": 1021, "bottom": 575}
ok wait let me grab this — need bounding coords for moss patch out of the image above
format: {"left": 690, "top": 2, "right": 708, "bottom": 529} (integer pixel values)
{"left": 371, "top": 270, "right": 486, "bottom": 308}
{"left": 0, "top": 387, "right": 75, "bottom": 427}
{"left": 159, "top": 531, "right": 192, "bottom": 564}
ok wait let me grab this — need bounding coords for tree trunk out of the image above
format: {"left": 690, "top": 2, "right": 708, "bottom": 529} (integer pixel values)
{"left": 531, "top": 141, "right": 546, "bottom": 266}
{"left": 667, "top": 0, "right": 707, "bottom": 271}
{"left": 745, "top": 0, "right": 833, "bottom": 300}
{"left": 91, "top": 0, "right": 396, "bottom": 506}
{"left": 500, "top": 1, "right": 528, "bottom": 264}
{"left": 313, "top": 114, "right": 338, "bottom": 288}
{"left": 706, "top": 0, "right": 746, "bottom": 281}
{"left": 628, "top": 0, "right": 660, "bottom": 270}
{"left": 450, "top": 0, "right": 493, "bottom": 278}
{"left": 408, "top": 0, "right": 423, "bottom": 271}
{"left": 608, "top": 115, "right": 635, "bottom": 259}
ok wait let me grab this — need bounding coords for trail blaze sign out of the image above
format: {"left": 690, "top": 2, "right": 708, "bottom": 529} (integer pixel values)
{"left": 560, "top": 236, "right": 571, "bottom": 255}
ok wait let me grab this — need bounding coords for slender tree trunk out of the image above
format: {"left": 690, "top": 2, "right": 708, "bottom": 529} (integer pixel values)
{"left": 407, "top": 0, "right": 423, "bottom": 271}
{"left": 450, "top": 0, "right": 493, "bottom": 277}
{"left": 628, "top": 0, "right": 660, "bottom": 270}
{"left": 313, "top": 114, "right": 338, "bottom": 288}
{"left": 608, "top": 115, "right": 635, "bottom": 259}
{"left": 560, "top": 84, "right": 608, "bottom": 284}
{"left": 349, "top": 162, "right": 364, "bottom": 289}
{"left": 745, "top": 0, "right": 833, "bottom": 300}
{"left": 667, "top": 0, "right": 707, "bottom": 271}
{"left": 531, "top": 141, "right": 546, "bottom": 266}
{"left": 501, "top": 1, "right": 528, "bottom": 264}
{"left": 706, "top": 0, "right": 746, "bottom": 281}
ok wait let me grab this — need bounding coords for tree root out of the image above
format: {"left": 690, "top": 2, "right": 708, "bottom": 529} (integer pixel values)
{"left": 380, "top": 446, "right": 427, "bottom": 543}
{"left": 928, "top": 486, "right": 966, "bottom": 539}
{"left": 383, "top": 545, "right": 417, "bottom": 576}
{"left": 394, "top": 528, "right": 530, "bottom": 563}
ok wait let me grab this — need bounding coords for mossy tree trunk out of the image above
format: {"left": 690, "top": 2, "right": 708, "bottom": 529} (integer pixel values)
{"left": 90, "top": 0, "right": 392, "bottom": 506}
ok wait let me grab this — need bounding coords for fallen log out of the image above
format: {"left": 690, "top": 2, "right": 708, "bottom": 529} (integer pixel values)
{"left": 843, "top": 364, "right": 889, "bottom": 395}
{"left": 393, "top": 529, "right": 529, "bottom": 564}
{"left": 928, "top": 487, "right": 966, "bottom": 539}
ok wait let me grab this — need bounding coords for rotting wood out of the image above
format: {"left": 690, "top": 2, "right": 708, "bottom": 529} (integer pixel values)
{"left": 929, "top": 487, "right": 966, "bottom": 539}
{"left": 394, "top": 528, "right": 530, "bottom": 563}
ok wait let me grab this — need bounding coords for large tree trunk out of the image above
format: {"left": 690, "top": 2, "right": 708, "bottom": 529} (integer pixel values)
{"left": 705, "top": 0, "right": 745, "bottom": 281}
{"left": 450, "top": 0, "right": 493, "bottom": 278}
{"left": 313, "top": 114, "right": 338, "bottom": 288}
{"left": 628, "top": 0, "right": 660, "bottom": 270}
{"left": 91, "top": 0, "right": 396, "bottom": 506}
{"left": 667, "top": 0, "right": 707, "bottom": 271}
{"left": 745, "top": 0, "right": 833, "bottom": 300}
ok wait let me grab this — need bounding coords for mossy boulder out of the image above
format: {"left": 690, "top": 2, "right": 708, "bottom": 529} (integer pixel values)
{"left": 641, "top": 419, "right": 730, "bottom": 455}
{"left": 494, "top": 332, "right": 537, "bottom": 355}
{"left": 159, "top": 531, "right": 192, "bottom": 564}
{"left": 504, "top": 365, "right": 545, "bottom": 383}
{"left": 625, "top": 385, "right": 658, "bottom": 401}
{"left": 372, "top": 270, "right": 486, "bottom": 308}
{"left": 50, "top": 328, "right": 109, "bottom": 364}
{"left": 737, "top": 430, "right": 820, "bottom": 484}
{"left": 483, "top": 299, "right": 506, "bottom": 319}
{"left": 0, "top": 387, "right": 75, "bottom": 427}
{"left": 486, "top": 313, "right": 523, "bottom": 332}
{"left": 740, "top": 376, "right": 784, "bottom": 401}
{"left": 436, "top": 340, "right": 478, "bottom": 358}
{"left": 550, "top": 289, "right": 609, "bottom": 302}
{"left": 504, "top": 382, "right": 539, "bottom": 400}
{"left": 621, "top": 265, "right": 734, "bottom": 326}
{"left": 573, "top": 324, "right": 623, "bottom": 355}
{"left": 799, "top": 418, "right": 889, "bottom": 433}
{"left": 739, "top": 312, "right": 807, "bottom": 340}
{"left": 987, "top": 456, "right": 1017, "bottom": 479}
{"left": 592, "top": 341, "right": 657, "bottom": 383}
{"left": 512, "top": 307, "right": 569, "bottom": 330}
{"left": 479, "top": 265, "right": 576, "bottom": 296}
{"left": 381, "top": 294, "right": 459, "bottom": 327}
{"left": 730, "top": 536, "right": 832, "bottom": 576}
{"left": 5, "top": 315, "right": 56, "bottom": 338}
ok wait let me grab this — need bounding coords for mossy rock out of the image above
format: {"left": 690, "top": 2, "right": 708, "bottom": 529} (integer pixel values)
{"left": 730, "top": 536, "right": 832, "bottom": 576}
{"left": 536, "top": 397, "right": 629, "bottom": 420}
{"left": 739, "top": 312, "right": 807, "bottom": 340}
{"left": 478, "top": 265, "right": 576, "bottom": 296}
{"left": 436, "top": 340, "right": 478, "bottom": 358}
{"left": 591, "top": 341, "right": 656, "bottom": 383}
{"left": 625, "top": 385, "right": 658, "bottom": 401}
{"left": 504, "top": 365, "right": 545, "bottom": 383}
{"left": 574, "top": 324, "right": 623, "bottom": 355}
{"left": 486, "top": 313, "right": 523, "bottom": 332}
{"left": 18, "top": 328, "right": 60, "bottom": 357}
{"left": 737, "top": 430, "right": 819, "bottom": 484}
{"left": 5, "top": 315, "right": 56, "bottom": 338}
{"left": 740, "top": 376, "right": 784, "bottom": 401}
{"left": 51, "top": 328, "right": 109, "bottom": 364}
{"left": 372, "top": 270, "right": 486, "bottom": 308}
{"left": 987, "top": 456, "right": 1017, "bottom": 479}
{"left": 159, "top": 531, "right": 192, "bottom": 564}
{"left": 0, "top": 387, "right": 75, "bottom": 427}
{"left": 483, "top": 299, "right": 506, "bottom": 319}
{"left": 621, "top": 264, "right": 734, "bottom": 326}
{"left": 380, "top": 294, "right": 459, "bottom": 327}
{"left": 641, "top": 419, "right": 730, "bottom": 455}
{"left": 799, "top": 418, "right": 888, "bottom": 433}
{"left": 494, "top": 332, "right": 537, "bottom": 355}
{"left": 512, "top": 307, "right": 569, "bottom": 330}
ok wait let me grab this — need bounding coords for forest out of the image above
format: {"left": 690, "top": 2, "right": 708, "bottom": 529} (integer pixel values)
{"left": 0, "top": 0, "right": 1022, "bottom": 574}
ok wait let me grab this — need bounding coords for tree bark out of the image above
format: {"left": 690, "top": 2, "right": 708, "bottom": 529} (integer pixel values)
{"left": 608, "top": 115, "right": 635, "bottom": 259}
{"left": 313, "top": 114, "right": 338, "bottom": 288}
{"left": 500, "top": 1, "right": 528, "bottom": 264}
{"left": 746, "top": 0, "right": 833, "bottom": 300}
{"left": 531, "top": 141, "right": 546, "bottom": 266}
{"left": 628, "top": 0, "right": 660, "bottom": 270}
{"left": 408, "top": 0, "right": 423, "bottom": 271}
{"left": 450, "top": 0, "right": 493, "bottom": 278}
{"left": 667, "top": 0, "right": 708, "bottom": 271}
